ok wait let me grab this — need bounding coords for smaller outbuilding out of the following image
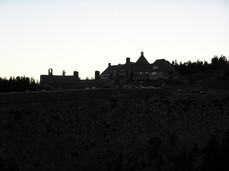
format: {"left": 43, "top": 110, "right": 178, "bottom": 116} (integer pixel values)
{"left": 40, "top": 70, "right": 102, "bottom": 89}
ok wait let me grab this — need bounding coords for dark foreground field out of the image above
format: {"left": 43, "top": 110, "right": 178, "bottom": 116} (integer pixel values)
{"left": 0, "top": 88, "right": 229, "bottom": 170}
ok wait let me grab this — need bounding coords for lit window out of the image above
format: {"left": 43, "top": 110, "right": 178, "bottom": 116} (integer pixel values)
{"left": 153, "top": 66, "right": 158, "bottom": 70}
{"left": 151, "top": 72, "right": 157, "bottom": 75}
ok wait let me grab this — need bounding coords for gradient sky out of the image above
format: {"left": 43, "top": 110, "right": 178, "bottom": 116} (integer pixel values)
{"left": 0, "top": 0, "right": 229, "bottom": 80}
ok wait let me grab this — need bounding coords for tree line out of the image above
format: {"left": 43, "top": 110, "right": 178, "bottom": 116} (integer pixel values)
{"left": 0, "top": 76, "right": 37, "bottom": 92}
{"left": 172, "top": 55, "right": 229, "bottom": 76}
{"left": 0, "top": 55, "right": 228, "bottom": 92}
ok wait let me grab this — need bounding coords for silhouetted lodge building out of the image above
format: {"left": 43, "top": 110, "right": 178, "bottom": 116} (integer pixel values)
{"left": 100, "top": 51, "right": 179, "bottom": 85}
{"left": 40, "top": 69, "right": 102, "bottom": 89}
{"left": 40, "top": 52, "right": 179, "bottom": 89}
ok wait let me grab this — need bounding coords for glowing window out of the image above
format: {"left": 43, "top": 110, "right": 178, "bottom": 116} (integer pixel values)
{"left": 153, "top": 66, "right": 158, "bottom": 70}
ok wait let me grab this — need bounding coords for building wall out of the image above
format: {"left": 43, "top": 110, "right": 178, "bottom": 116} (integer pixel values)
{"left": 100, "top": 55, "right": 180, "bottom": 85}
{"left": 40, "top": 75, "right": 103, "bottom": 89}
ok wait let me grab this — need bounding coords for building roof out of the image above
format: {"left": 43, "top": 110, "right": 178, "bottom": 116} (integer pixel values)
{"left": 153, "top": 59, "right": 174, "bottom": 70}
{"left": 153, "top": 59, "right": 180, "bottom": 77}
{"left": 136, "top": 52, "right": 149, "bottom": 64}
{"left": 100, "top": 52, "right": 179, "bottom": 79}
{"left": 100, "top": 64, "right": 125, "bottom": 76}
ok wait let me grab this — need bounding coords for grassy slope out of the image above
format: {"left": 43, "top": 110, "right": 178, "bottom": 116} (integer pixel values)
{"left": 0, "top": 88, "right": 229, "bottom": 170}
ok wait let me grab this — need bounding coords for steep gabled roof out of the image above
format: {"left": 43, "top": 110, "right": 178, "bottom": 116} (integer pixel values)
{"left": 153, "top": 59, "right": 180, "bottom": 77}
{"left": 153, "top": 59, "right": 172, "bottom": 70}
{"left": 136, "top": 52, "right": 149, "bottom": 64}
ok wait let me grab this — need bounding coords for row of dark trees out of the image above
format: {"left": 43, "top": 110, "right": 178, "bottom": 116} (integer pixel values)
{"left": 0, "top": 76, "right": 37, "bottom": 92}
{"left": 0, "top": 55, "right": 228, "bottom": 92}
{"left": 172, "top": 55, "right": 229, "bottom": 75}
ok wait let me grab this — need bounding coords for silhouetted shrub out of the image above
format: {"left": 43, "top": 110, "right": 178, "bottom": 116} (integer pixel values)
{"left": 220, "top": 127, "right": 229, "bottom": 171}
{"left": 0, "top": 156, "right": 19, "bottom": 171}
{"left": 147, "top": 136, "right": 161, "bottom": 160}
{"left": 202, "top": 136, "right": 222, "bottom": 171}
{"left": 110, "top": 97, "right": 118, "bottom": 109}
{"left": 7, "top": 157, "right": 19, "bottom": 171}
{"left": 114, "top": 154, "right": 123, "bottom": 171}
{"left": 221, "top": 68, "right": 229, "bottom": 80}
{"left": 171, "top": 145, "right": 195, "bottom": 171}
{"left": 71, "top": 152, "right": 80, "bottom": 159}
{"left": 169, "top": 133, "right": 179, "bottom": 149}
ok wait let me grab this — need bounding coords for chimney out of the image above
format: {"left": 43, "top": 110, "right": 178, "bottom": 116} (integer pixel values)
{"left": 48, "top": 68, "right": 53, "bottom": 76}
{"left": 95, "top": 71, "right": 100, "bottom": 80}
{"left": 73, "top": 71, "right": 79, "bottom": 79}
{"left": 126, "top": 57, "right": 130, "bottom": 64}
{"left": 126, "top": 57, "right": 131, "bottom": 84}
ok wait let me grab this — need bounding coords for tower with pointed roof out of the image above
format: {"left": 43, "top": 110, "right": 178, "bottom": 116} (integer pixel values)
{"left": 136, "top": 51, "right": 149, "bottom": 64}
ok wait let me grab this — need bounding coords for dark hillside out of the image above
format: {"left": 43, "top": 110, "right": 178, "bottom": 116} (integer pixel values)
{"left": 0, "top": 88, "right": 229, "bottom": 170}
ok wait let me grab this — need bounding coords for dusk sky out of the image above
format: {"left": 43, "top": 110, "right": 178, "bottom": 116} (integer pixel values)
{"left": 0, "top": 0, "right": 229, "bottom": 80}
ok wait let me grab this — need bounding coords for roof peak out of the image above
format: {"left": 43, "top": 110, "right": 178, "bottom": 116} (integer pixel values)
{"left": 141, "top": 51, "right": 144, "bottom": 57}
{"left": 136, "top": 51, "right": 149, "bottom": 64}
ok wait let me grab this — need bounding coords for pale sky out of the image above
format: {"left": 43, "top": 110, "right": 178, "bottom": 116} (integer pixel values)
{"left": 0, "top": 0, "right": 229, "bottom": 80}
